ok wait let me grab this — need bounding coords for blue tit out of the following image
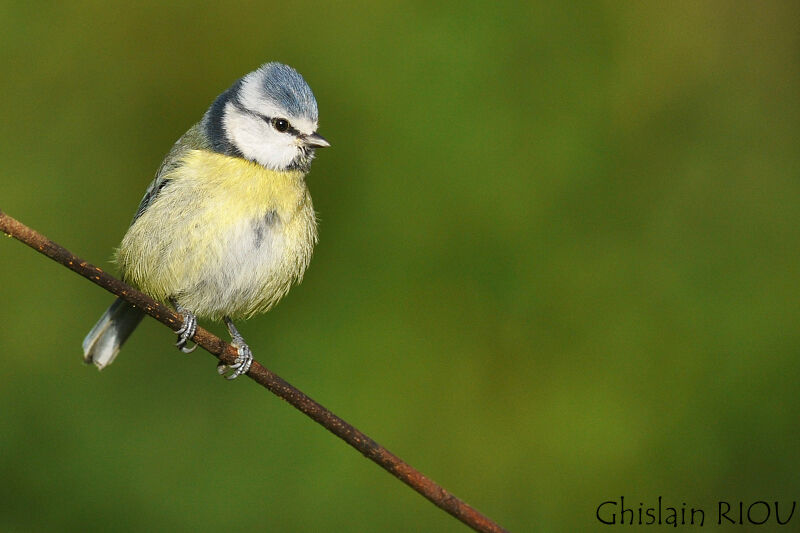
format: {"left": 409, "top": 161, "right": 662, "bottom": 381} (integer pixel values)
{"left": 83, "top": 62, "right": 329, "bottom": 379}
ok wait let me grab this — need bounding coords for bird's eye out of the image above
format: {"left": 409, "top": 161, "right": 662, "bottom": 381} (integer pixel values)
{"left": 272, "top": 118, "right": 290, "bottom": 132}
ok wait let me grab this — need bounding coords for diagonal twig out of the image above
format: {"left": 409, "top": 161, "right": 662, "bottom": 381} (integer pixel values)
{"left": 0, "top": 209, "right": 509, "bottom": 533}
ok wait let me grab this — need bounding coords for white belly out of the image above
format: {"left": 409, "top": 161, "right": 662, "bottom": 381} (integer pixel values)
{"left": 176, "top": 208, "right": 314, "bottom": 320}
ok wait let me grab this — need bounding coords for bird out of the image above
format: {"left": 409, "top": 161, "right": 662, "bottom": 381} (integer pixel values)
{"left": 82, "top": 62, "right": 329, "bottom": 380}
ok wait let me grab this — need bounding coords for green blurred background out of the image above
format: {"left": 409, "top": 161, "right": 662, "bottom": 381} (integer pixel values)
{"left": 1, "top": 2, "right": 799, "bottom": 531}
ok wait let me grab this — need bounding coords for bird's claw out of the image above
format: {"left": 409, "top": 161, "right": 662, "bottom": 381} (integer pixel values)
{"left": 217, "top": 342, "right": 253, "bottom": 380}
{"left": 175, "top": 310, "right": 197, "bottom": 353}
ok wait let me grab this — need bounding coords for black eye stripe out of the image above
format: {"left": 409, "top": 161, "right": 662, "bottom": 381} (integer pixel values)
{"left": 251, "top": 110, "right": 299, "bottom": 135}
{"left": 267, "top": 117, "right": 301, "bottom": 136}
{"left": 230, "top": 101, "right": 302, "bottom": 136}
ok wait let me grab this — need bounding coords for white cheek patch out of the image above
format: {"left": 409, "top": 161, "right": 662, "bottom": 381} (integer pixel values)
{"left": 223, "top": 102, "right": 296, "bottom": 170}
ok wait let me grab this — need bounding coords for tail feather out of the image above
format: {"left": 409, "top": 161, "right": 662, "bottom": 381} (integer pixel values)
{"left": 83, "top": 297, "right": 145, "bottom": 370}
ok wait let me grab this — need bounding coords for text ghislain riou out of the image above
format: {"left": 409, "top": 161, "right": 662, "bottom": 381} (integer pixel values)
{"left": 596, "top": 497, "right": 796, "bottom": 527}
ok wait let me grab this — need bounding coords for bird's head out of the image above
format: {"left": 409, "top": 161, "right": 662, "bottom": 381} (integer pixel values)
{"left": 204, "top": 62, "right": 329, "bottom": 172}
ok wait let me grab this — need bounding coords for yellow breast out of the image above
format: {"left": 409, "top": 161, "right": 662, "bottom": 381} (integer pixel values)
{"left": 117, "top": 149, "right": 317, "bottom": 319}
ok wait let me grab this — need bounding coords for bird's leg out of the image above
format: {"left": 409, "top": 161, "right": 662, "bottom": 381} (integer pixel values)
{"left": 170, "top": 298, "right": 197, "bottom": 354}
{"left": 217, "top": 317, "right": 254, "bottom": 380}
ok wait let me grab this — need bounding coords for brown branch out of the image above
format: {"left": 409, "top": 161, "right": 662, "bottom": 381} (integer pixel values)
{"left": 0, "top": 209, "right": 509, "bottom": 533}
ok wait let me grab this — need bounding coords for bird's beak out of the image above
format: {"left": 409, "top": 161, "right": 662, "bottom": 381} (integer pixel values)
{"left": 304, "top": 132, "right": 331, "bottom": 148}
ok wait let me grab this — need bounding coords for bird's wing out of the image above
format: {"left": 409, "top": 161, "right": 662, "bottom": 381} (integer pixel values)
{"left": 130, "top": 123, "right": 212, "bottom": 225}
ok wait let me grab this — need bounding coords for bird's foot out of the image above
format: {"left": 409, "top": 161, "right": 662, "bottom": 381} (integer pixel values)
{"left": 217, "top": 342, "right": 253, "bottom": 380}
{"left": 171, "top": 299, "right": 198, "bottom": 353}
{"left": 217, "top": 317, "right": 253, "bottom": 380}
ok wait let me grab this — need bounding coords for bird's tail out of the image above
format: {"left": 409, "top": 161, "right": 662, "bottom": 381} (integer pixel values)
{"left": 83, "top": 297, "right": 145, "bottom": 370}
